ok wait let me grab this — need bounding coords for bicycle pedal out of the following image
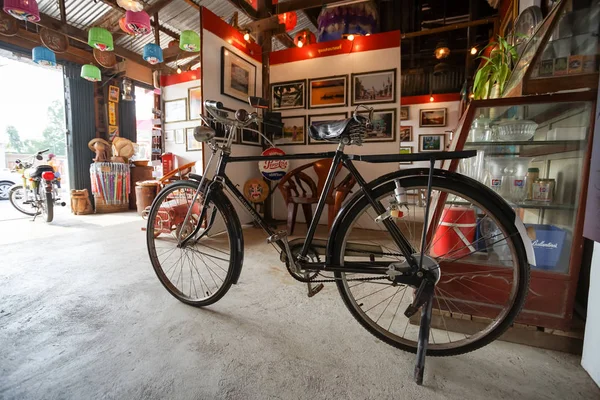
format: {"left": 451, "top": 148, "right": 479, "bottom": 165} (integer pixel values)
{"left": 267, "top": 230, "right": 288, "bottom": 244}
{"left": 307, "top": 283, "right": 324, "bottom": 298}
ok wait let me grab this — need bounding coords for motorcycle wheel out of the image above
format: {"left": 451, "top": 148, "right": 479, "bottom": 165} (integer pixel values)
{"left": 9, "top": 185, "right": 39, "bottom": 216}
{"left": 38, "top": 185, "right": 54, "bottom": 223}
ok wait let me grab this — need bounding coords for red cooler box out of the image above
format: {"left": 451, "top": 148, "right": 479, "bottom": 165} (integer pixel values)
{"left": 432, "top": 207, "right": 477, "bottom": 258}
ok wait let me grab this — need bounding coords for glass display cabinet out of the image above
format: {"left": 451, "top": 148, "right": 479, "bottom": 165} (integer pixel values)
{"left": 445, "top": 91, "right": 596, "bottom": 330}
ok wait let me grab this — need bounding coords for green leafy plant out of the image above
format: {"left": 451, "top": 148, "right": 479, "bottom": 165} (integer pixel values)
{"left": 472, "top": 36, "right": 518, "bottom": 99}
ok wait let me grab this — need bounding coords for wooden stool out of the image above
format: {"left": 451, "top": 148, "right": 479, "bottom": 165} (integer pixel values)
{"left": 70, "top": 189, "right": 94, "bottom": 215}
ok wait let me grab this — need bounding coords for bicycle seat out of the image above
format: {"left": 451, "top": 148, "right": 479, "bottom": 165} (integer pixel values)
{"left": 309, "top": 116, "right": 367, "bottom": 142}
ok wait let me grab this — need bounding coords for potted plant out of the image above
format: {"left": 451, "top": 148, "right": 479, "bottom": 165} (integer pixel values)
{"left": 472, "top": 35, "right": 518, "bottom": 99}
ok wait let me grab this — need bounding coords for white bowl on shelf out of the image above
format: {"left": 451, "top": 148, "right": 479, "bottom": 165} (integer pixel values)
{"left": 495, "top": 120, "right": 538, "bottom": 142}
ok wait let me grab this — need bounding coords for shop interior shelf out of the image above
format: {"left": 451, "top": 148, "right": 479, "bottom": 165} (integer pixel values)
{"left": 465, "top": 140, "right": 586, "bottom": 157}
{"left": 511, "top": 202, "right": 576, "bottom": 211}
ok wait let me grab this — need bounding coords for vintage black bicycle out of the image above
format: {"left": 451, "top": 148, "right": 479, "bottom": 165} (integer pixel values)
{"left": 146, "top": 97, "right": 535, "bottom": 384}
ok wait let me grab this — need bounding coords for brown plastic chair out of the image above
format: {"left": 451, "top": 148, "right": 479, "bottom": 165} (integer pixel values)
{"left": 278, "top": 159, "right": 356, "bottom": 235}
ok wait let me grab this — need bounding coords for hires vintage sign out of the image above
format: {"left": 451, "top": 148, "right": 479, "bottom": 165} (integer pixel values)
{"left": 259, "top": 148, "right": 289, "bottom": 181}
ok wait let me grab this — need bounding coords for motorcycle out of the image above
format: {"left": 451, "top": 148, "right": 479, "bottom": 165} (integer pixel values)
{"left": 8, "top": 149, "right": 66, "bottom": 222}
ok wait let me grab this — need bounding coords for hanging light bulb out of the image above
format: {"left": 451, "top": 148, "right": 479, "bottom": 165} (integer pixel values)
{"left": 434, "top": 41, "right": 450, "bottom": 59}
{"left": 176, "top": 66, "right": 182, "bottom": 74}
{"left": 429, "top": 95, "right": 434, "bottom": 102}
{"left": 347, "top": 34, "right": 355, "bottom": 41}
{"left": 470, "top": 46, "right": 477, "bottom": 55}
{"left": 297, "top": 38, "right": 303, "bottom": 48}
{"left": 243, "top": 32, "right": 250, "bottom": 41}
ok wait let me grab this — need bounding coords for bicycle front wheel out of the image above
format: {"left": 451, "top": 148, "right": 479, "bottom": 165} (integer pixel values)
{"left": 146, "top": 180, "right": 243, "bottom": 307}
{"left": 332, "top": 174, "right": 530, "bottom": 357}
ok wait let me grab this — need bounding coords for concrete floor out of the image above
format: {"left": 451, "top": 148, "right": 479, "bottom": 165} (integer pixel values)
{"left": 1, "top": 201, "right": 599, "bottom": 400}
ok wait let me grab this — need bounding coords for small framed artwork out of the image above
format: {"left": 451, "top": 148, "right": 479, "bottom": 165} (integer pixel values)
{"left": 358, "top": 108, "right": 396, "bottom": 142}
{"left": 400, "top": 106, "right": 409, "bottom": 120}
{"left": 175, "top": 129, "right": 184, "bottom": 144}
{"left": 399, "top": 146, "right": 413, "bottom": 165}
{"left": 399, "top": 126, "right": 412, "bottom": 142}
{"left": 188, "top": 87, "right": 202, "bottom": 120}
{"left": 307, "top": 113, "right": 348, "bottom": 144}
{"left": 186, "top": 127, "right": 203, "bottom": 151}
{"left": 165, "top": 130, "right": 175, "bottom": 141}
{"left": 108, "top": 85, "right": 120, "bottom": 103}
{"left": 273, "top": 115, "right": 306, "bottom": 146}
{"left": 164, "top": 98, "right": 187, "bottom": 123}
{"left": 420, "top": 108, "right": 447, "bottom": 127}
{"left": 351, "top": 69, "right": 396, "bottom": 106}
{"left": 241, "top": 122, "right": 262, "bottom": 146}
{"left": 221, "top": 47, "right": 256, "bottom": 104}
{"left": 309, "top": 75, "right": 348, "bottom": 109}
{"left": 271, "top": 80, "right": 306, "bottom": 110}
{"left": 108, "top": 101, "right": 116, "bottom": 125}
{"left": 419, "top": 134, "right": 445, "bottom": 152}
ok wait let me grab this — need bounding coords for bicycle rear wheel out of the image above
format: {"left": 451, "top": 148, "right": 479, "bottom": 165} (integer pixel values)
{"left": 332, "top": 174, "right": 530, "bottom": 357}
{"left": 146, "top": 180, "right": 243, "bottom": 307}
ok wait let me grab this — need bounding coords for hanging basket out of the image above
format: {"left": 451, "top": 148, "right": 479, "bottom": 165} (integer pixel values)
{"left": 143, "top": 43, "right": 163, "bottom": 65}
{"left": 81, "top": 64, "right": 101, "bottom": 82}
{"left": 3, "top": 0, "right": 40, "bottom": 22}
{"left": 119, "top": 17, "right": 135, "bottom": 35}
{"left": 125, "top": 10, "right": 151, "bottom": 35}
{"left": 278, "top": 12, "right": 297, "bottom": 32}
{"left": 179, "top": 30, "right": 200, "bottom": 52}
{"left": 88, "top": 27, "right": 114, "bottom": 51}
{"left": 32, "top": 46, "right": 56, "bottom": 66}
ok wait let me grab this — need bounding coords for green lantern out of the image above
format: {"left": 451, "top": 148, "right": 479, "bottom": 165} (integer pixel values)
{"left": 81, "top": 64, "right": 101, "bottom": 82}
{"left": 88, "top": 27, "right": 114, "bottom": 51}
{"left": 179, "top": 30, "right": 200, "bottom": 52}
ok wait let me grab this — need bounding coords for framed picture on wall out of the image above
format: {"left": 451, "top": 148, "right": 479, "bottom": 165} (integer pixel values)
{"left": 271, "top": 80, "right": 306, "bottom": 110}
{"left": 358, "top": 108, "right": 396, "bottom": 142}
{"left": 108, "top": 85, "right": 120, "bottom": 103}
{"left": 273, "top": 115, "right": 306, "bottom": 146}
{"left": 351, "top": 69, "right": 396, "bottom": 106}
{"left": 307, "top": 112, "right": 348, "bottom": 144}
{"left": 241, "top": 122, "right": 262, "bottom": 146}
{"left": 399, "top": 126, "right": 412, "bottom": 142}
{"left": 308, "top": 75, "right": 348, "bottom": 109}
{"left": 419, "top": 134, "right": 445, "bottom": 152}
{"left": 400, "top": 106, "right": 409, "bottom": 120}
{"left": 419, "top": 108, "right": 447, "bottom": 127}
{"left": 399, "top": 146, "right": 413, "bottom": 165}
{"left": 175, "top": 129, "right": 184, "bottom": 144}
{"left": 164, "top": 98, "right": 187, "bottom": 123}
{"left": 165, "top": 130, "right": 175, "bottom": 141}
{"left": 188, "top": 87, "right": 202, "bottom": 120}
{"left": 221, "top": 47, "right": 256, "bottom": 104}
{"left": 186, "top": 127, "right": 203, "bottom": 151}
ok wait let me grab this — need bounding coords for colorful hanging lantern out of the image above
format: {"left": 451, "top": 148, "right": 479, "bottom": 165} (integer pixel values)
{"left": 3, "top": 0, "right": 40, "bottom": 22}
{"left": 88, "top": 27, "right": 114, "bottom": 51}
{"left": 277, "top": 11, "right": 297, "bottom": 32}
{"left": 179, "top": 30, "right": 200, "bottom": 52}
{"left": 125, "top": 10, "right": 151, "bottom": 35}
{"left": 119, "top": 17, "right": 135, "bottom": 35}
{"left": 32, "top": 46, "right": 56, "bottom": 66}
{"left": 317, "top": 1, "right": 378, "bottom": 42}
{"left": 143, "top": 43, "right": 163, "bottom": 65}
{"left": 116, "top": 0, "right": 143, "bottom": 12}
{"left": 81, "top": 64, "right": 101, "bottom": 82}
{"left": 168, "top": 40, "right": 179, "bottom": 48}
{"left": 294, "top": 29, "right": 316, "bottom": 47}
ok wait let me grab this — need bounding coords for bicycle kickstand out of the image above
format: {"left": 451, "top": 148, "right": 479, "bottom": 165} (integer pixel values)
{"left": 414, "top": 292, "right": 434, "bottom": 385}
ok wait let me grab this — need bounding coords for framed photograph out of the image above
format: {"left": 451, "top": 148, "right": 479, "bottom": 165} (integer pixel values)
{"left": 399, "top": 146, "right": 413, "bottom": 165}
{"left": 419, "top": 108, "right": 447, "bottom": 127}
{"left": 186, "top": 127, "right": 203, "bottom": 151}
{"left": 358, "top": 108, "right": 396, "bottom": 142}
{"left": 400, "top": 106, "right": 409, "bottom": 120}
{"left": 307, "top": 112, "right": 348, "bottom": 144}
{"left": 175, "top": 129, "right": 184, "bottom": 144}
{"left": 351, "top": 69, "right": 396, "bottom": 106}
{"left": 399, "top": 126, "right": 412, "bottom": 142}
{"left": 221, "top": 47, "right": 256, "bottom": 104}
{"left": 309, "top": 75, "right": 348, "bottom": 109}
{"left": 165, "top": 130, "right": 175, "bottom": 141}
{"left": 164, "top": 98, "right": 187, "bottom": 123}
{"left": 209, "top": 109, "right": 235, "bottom": 142}
{"left": 273, "top": 115, "right": 306, "bottom": 146}
{"left": 419, "top": 134, "right": 445, "bottom": 152}
{"left": 271, "top": 79, "right": 306, "bottom": 110}
{"left": 188, "top": 87, "right": 202, "bottom": 120}
{"left": 241, "top": 122, "right": 262, "bottom": 146}
{"left": 108, "top": 85, "right": 120, "bottom": 103}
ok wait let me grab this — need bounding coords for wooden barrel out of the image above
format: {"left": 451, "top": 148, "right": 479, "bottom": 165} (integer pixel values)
{"left": 135, "top": 181, "right": 159, "bottom": 215}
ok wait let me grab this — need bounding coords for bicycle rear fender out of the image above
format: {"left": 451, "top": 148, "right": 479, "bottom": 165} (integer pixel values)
{"left": 325, "top": 168, "right": 535, "bottom": 267}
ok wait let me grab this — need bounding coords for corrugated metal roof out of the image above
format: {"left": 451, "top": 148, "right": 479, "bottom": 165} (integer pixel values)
{"left": 37, "top": 0, "right": 112, "bottom": 29}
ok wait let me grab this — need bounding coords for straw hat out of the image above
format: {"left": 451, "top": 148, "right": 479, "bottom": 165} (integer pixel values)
{"left": 88, "top": 138, "right": 110, "bottom": 152}
{"left": 112, "top": 137, "right": 135, "bottom": 159}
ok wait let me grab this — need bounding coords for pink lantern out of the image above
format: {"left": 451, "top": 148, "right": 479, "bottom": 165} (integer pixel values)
{"left": 125, "top": 10, "right": 151, "bottom": 35}
{"left": 3, "top": 0, "right": 40, "bottom": 22}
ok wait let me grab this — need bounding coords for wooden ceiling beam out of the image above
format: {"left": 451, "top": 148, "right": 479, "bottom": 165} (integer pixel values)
{"left": 158, "top": 25, "right": 179, "bottom": 39}
{"left": 224, "top": 0, "right": 259, "bottom": 20}
{"left": 401, "top": 17, "right": 498, "bottom": 39}
{"left": 275, "top": 33, "right": 296, "bottom": 48}
{"left": 58, "top": 0, "right": 67, "bottom": 24}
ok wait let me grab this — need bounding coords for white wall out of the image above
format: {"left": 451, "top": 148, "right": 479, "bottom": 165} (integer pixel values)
{"left": 583, "top": 242, "right": 600, "bottom": 386}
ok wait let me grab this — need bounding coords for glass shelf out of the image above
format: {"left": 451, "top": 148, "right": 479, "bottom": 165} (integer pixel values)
{"left": 511, "top": 202, "right": 576, "bottom": 211}
{"left": 465, "top": 140, "right": 585, "bottom": 146}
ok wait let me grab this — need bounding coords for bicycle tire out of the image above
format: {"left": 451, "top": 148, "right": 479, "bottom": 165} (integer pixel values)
{"left": 146, "top": 180, "right": 244, "bottom": 307}
{"left": 332, "top": 174, "right": 530, "bottom": 357}
{"left": 9, "top": 185, "right": 38, "bottom": 216}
